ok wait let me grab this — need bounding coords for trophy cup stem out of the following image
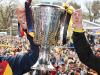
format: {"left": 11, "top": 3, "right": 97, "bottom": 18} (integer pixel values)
{"left": 32, "top": 45, "right": 55, "bottom": 71}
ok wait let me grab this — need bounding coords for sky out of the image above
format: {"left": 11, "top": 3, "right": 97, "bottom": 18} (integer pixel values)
{"left": 18, "top": 0, "right": 94, "bottom": 12}
{"left": 33, "top": 0, "right": 94, "bottom": 12}
{"left": 73, "top": 0, "right": 93, "bottom": 12}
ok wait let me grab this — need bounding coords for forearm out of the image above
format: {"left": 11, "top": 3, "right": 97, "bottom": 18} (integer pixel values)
{"left": 72, "top": 31, "right": 96, "bottom": 63}
{"left": 72, "top": 31, "right": 100, "bottom": 74}
{"left": 72, "top": 31, "right": 92, "bottom": 55}
{"left": 14, "top": 33, "right": 39, "bottom": 74}
{"left": 26, "top": 32, "right": 39, "bottom": 64}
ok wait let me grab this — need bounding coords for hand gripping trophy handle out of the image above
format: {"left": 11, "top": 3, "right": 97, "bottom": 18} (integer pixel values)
{"left": 59, "top": 3, "right": 74, "bottom": 45}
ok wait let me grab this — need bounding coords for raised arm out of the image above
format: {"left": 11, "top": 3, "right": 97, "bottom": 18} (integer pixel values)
{"left": 4, "top": 0, "right": 39, "bottom": 74}
{"left": 5, "top": 33, "right": 39, "bottom": 75}
{"left": 72, "top": 9, "right": 100, "bottom": 74}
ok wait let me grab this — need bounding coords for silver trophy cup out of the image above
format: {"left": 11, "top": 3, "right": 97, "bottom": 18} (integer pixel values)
{"left": 31, "top": 4, "right": 67, "bottom": 71}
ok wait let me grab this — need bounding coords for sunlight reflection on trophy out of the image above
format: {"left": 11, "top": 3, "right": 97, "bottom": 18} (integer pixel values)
{"left": 31, "top": 3, "right": 73, "bottom": 71}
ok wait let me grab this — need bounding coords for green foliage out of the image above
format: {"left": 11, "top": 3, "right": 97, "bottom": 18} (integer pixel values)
{"left": 70, "top": 2, "right": 81, "bottom": 9}
{"left": 92, "top": 0, "right": 100, "bottom": 19}
{"left": 0, "top": 0, "right": 16, "bottom": 29}
{"left": 85, "top": 0, "right": 100, "bottom": 22}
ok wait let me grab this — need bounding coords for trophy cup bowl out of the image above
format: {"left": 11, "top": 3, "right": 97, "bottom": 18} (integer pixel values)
{"left": 31, "top": 4, "right": 67, "bottom": 71}
{"left": 32, "top": 4, "right": 66, "bottom": 45}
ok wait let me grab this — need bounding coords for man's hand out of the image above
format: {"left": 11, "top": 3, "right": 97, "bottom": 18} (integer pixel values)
{"left": 63, "top": 3, "right": 74, "bottom": 14}
{"left": 72, "top": 9, "right": 83, "bottom": 29}
{"left": 16, "top": 6, "right": 28, "bottom": 30}
{"left": 72, "top": 9, "right": 84, "bottom": 32}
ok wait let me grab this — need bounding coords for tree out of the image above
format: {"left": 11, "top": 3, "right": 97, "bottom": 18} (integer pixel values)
{"left": 91, "top": 0, "right": 100, "bottom": 22}
{"left": 85, "top": 0, "right": 100, "bottom": 22}
{"left": 85, "top": 1, "right": 93, "bottom": 21}
{"left": 0, "top": 0, "right": 16, "bottom": 30}
{"left": 70, "top": 2, "right": 81, "bottom": 9}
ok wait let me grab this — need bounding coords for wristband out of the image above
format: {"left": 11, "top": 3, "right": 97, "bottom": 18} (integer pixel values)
{"left": 28, "top": 32, "right": 35, "bottom": 38}
{"left": 74, "top": 28, "right": 84, "bottom": 33}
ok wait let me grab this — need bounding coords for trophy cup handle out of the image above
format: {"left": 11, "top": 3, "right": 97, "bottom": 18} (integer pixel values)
{"left": 62, "top": 12, "right": 72, "bottom": 45}
{"left": 59, "top": 11, "right": 72, "bottom": 45}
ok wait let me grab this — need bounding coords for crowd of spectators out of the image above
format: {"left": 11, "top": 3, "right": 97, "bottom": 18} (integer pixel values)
{"left": 0, "top": 35, "right": 30, "bottom": 56}
{"left": 49, "top": 46, "right": 98, "bottom": 75}
{"left": 0, "top": 33, "right": 100, "bottom": 75}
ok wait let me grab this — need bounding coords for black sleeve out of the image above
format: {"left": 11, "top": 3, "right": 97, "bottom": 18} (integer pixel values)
{"left": 5, "top": 33, "right": 39, "bottom": 75}
{"left": 72, "top": 32, "right": 100, "bottom": 74}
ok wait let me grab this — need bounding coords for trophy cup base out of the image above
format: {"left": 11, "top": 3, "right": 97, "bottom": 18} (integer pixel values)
{"left": 32, "top": 59, "right": 55, "bottom": 71}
